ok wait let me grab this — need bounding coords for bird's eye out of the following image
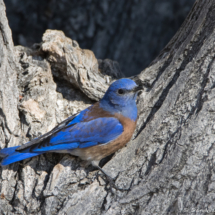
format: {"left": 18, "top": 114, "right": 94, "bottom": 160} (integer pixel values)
{"left": 117, "top": 89, "right": 125, "bottom": 95}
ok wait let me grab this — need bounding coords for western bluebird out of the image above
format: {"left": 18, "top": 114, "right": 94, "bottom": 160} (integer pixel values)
{"left": 0, "top": 78, "right": 142, "bottom": 190}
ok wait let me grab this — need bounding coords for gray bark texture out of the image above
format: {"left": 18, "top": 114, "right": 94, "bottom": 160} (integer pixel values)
{"left": 0, "top": 0, "right": 215, "bottom": 214}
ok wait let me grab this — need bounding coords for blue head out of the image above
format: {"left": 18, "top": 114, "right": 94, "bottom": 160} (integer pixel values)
{"left": 100, "top": 78, "right": 141, "bottom": 120}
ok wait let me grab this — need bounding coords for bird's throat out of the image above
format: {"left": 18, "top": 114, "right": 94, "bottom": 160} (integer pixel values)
{"left": 99, "top": 100, "right": 137, "bottom": 121}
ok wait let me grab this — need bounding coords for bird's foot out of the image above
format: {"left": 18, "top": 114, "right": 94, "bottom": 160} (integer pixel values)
{"left": 94, "top": 165, "right": 128, "bottom": 193}
{"left": 91, "top": 161, "right": 129, "bottom": 193}
{"left": 103, "top": 173, "right": 129, "bottom": 193}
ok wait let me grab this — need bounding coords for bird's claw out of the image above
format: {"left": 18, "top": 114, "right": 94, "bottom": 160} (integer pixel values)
{"left": 102, "top": 174, "right": 129, "bottom": 193}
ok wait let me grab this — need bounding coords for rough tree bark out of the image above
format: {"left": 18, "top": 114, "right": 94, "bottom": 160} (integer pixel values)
{"left": 0, "top": 0, "right": 215, "bottom": 214}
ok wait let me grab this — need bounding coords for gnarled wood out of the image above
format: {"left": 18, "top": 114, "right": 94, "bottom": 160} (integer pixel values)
{"left": 1, "top": 0, "right": 215, "bottom": 214}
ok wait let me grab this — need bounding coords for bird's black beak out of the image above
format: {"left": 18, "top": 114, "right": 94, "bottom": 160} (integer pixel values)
{"left": 133, "top": 85, "right": 143, "bottom": 92}
{"left": 132, "top": 85, "right": 143, "bottom": 97}
{"left": 133, "top": 77, "right": 151, "bottom": 91}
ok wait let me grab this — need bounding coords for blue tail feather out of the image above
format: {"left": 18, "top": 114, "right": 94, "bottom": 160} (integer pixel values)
{"left": 0, "top": 146, "right": 20, "bottom": 158}
{"left": 0, "top": 142, "right": 81, "bottom": 166}
{"left": 0, "top": 146, "right": 43, "bottom": 166}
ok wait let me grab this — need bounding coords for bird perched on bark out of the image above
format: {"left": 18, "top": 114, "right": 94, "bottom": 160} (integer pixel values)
{"left": 0, "top": 78, "right": 142, "bottom": 190}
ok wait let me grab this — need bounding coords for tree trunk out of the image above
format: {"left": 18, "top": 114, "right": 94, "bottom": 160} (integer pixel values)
{"left": 1, "top": 0, "right": 215, "bottom": 214}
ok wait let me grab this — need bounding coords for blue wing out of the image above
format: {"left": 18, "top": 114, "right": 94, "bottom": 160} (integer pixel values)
{"left": 15, "top": 104, "right": 97, "bottom": 152}
{"left": 51, "top": 117, "right": 122, "bottom": 144}
{"left": 15, "top": 112, "right": 80, "bottom": 152}
{"left": 0, "top": 106, "right": 123, "bottom": 166}
{"left": 30, "top": 117, "right": 123, "bottom": 152}
{"left": 14, "top": 105, "right": 123, "bottom": 153}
